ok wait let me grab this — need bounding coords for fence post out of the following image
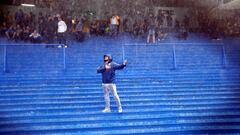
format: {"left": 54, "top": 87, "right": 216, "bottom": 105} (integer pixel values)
{"left": 63, "top": 46, "right": 66, "bottom": 70}
{"left": 172, "top": 44, "right": 176, "bottom": 69}
{"left": 3, "top": 45, "right": 7, "bottom": 72}
{"left": 222, "top": 44, "right": 226, "bottom": 68}
{"left": 122, "top": 44, "right": 125, "bottom": 61}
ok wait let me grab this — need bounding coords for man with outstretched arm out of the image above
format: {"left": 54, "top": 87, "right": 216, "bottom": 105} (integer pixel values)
{"left": 97, "top": 54, "right": 128, "bottom": 113}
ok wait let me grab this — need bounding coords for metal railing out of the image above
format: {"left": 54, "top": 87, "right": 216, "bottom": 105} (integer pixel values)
{"left": 1, "top": 42, "right": 226, "bottom": 72}
{"left": 1, "top": 43, "right": 66, "bottom": 73}
{"left": 221, "top": 44, "right": 226, "bottom": 68}
{"left": 123, "top": 42, "right": 227, "bottom": 69}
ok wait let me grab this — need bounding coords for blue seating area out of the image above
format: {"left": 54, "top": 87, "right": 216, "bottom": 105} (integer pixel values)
{"left": 0, "top": 33, "right": 240, "bottom": 134}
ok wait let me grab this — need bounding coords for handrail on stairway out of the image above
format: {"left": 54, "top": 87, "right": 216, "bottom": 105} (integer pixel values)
{"left": 123, "top": 42, "right": 224, "bottom": 46}
{"left": 221, "top": 44, "right": 226, "bottom": 68}
{"left": 0, "top": 43, "right": 66, "bottom": 73}
{"left": 172, "top": 44, "right": 176, "bottom": 69}
{"left": 123, "top": 42, "right": 227, "bottom": 69}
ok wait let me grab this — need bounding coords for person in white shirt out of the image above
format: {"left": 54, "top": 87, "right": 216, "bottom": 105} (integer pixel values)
{"left": 110, "top": 15, "right": 119, "bottom": 36}
{"left": 57, "top": 14, "right": 67, "bottom": 48}
{"left": 29, "top": 29, "right": 42, "bottom": 43}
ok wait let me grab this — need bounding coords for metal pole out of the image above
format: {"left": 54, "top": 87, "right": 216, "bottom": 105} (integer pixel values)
{"left": 135, "top": 43, "right": 138, "bottom": 65}
{"left": 172, "top": 44, "right": 176, "bottom": 69}
{"left": 222, "top": 44, "right": 226, "bottom": 68}
{"left": 122, "top": 44, "right": 125, "bottom": 61}
{"left": 3, "top": 45, "right": 7, "bottom": 72}
{"left": 63, "top": 46, "right": 66, "bottom": 70}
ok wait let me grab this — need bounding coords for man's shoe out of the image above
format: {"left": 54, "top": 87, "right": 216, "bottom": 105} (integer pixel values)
{"left": 102, "top": 108, "right": 111, "bottom": 113}
{"left": 118, "top": 108, "right": 122, "bottom": 113}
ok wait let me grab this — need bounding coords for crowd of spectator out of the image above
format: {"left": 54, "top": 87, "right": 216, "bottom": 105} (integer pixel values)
{"left": 0, "top": 9, "right": 54, "bottom": 43}
{"left": 194, "top": 9, "right": 240, "bottom": 39}
{"left": 0, "top": 8, "right": 239, "bottom": 44}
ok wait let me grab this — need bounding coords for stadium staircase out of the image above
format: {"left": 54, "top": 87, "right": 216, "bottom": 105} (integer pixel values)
{"left": 0, "top": 34, "right": 240, "bottom": 134}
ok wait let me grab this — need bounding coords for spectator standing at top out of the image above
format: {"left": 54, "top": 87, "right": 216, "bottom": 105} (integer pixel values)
{"left": 45, "top": 15, "right": 56, "bottom": 45}
{"left": 110, "top": 15, "right": 119, "bottom": 36}
{"left": 57, "top": 14, "right": 68, "bottom": 48}
{"left": 147, "top": 24, "right": 156, "bottom": 43}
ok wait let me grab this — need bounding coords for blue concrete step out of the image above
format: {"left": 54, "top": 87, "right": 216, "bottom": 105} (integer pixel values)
{"left": 1, "top": 35, "right": 240, "bottom": 134}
